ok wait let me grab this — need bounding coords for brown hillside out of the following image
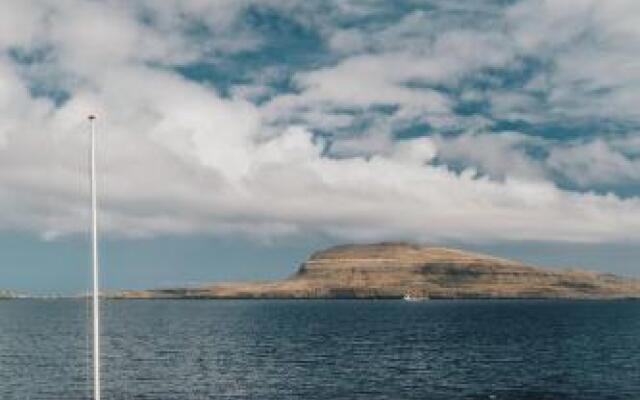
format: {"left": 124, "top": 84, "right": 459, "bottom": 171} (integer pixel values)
{"left": 117, "top": 242, "right": 640, "bottom": 299}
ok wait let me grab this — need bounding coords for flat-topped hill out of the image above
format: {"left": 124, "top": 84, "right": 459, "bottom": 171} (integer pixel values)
{"left": 116, "top": 242, "right": 640, "bottom": 299}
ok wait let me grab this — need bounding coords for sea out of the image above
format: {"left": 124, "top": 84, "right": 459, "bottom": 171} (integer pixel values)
{"left": 0, "top": 299, "right": 639, "bottom": 400}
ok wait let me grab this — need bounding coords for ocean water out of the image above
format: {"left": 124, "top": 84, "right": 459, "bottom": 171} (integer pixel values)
{"left": 0, "top": 299, "right": 639, "bottom": 400}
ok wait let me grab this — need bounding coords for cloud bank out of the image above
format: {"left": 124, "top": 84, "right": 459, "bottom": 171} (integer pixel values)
{"left": 1, "top": 0, "right": 640, "bottom": 243}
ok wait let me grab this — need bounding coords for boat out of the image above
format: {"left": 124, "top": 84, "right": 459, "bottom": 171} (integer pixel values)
{"left": 403, "top": 293, "right": 428, "bottom": 301}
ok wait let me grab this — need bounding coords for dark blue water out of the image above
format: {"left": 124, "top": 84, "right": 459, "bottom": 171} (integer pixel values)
{"left": 0, "top": 299, "right": 639, "bottom": 400}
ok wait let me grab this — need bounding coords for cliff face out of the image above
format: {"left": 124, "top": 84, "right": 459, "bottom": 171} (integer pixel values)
{"left": 117, "top": 242, "right": 640, "bottom": 299}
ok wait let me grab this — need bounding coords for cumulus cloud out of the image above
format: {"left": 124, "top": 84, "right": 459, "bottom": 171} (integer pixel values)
{"left": 432, "top": 132, "right": 546, "bottom": 181}
{"left": 433, "top": 131, "right": 640, "bottom": 191}
{"left": 1, "top": 0, "right": 640, "bottom": 244}
{"left": 547, "top": 136, "right": 640, "bottom": 188}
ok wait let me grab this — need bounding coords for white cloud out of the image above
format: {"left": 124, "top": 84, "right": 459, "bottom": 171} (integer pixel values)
{"left": 0, "top": 2, "right": 45, "bottom": 49}
{"left": 431, "top": 131, "right": 640, "bottom": 191}
{"left": 289, "top": 0, "right": 640, "bottom": 129}
{"left": 547, "top": 137, "right": 640, "bottom": 188}
{"left": 432, "top": 132, "right": 546, "bottom": 181}
{"left": 1, "top": 0, "right": 640, "bottom": 245}
{"left": 504, "top": 0, "right": 640, "bottom": 122}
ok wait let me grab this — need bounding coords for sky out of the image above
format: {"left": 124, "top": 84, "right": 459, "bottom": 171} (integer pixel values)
{"left": 1, "top": 0, "right": 640, "bottom": 295}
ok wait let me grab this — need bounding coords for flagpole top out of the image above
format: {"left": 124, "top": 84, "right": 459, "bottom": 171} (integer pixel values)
{"left": 88, "top": 114, "right": 96, "bottom": 120}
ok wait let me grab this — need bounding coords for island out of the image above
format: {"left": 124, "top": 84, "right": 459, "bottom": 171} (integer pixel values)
{"left": 115, "top": 242, "right": 640, "bottom": 300}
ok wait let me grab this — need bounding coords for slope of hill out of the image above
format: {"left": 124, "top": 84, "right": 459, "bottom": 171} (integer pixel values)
{"left": 116, "top": 242, "right": 640, "bottom": 299}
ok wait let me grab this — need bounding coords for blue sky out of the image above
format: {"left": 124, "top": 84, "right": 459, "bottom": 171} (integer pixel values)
{"left": 1, "top": 0, "right": 640, "bottom": 294}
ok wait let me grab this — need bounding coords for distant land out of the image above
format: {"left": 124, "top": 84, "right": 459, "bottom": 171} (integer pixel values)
{"left": 0, "top": 290, "right": 21, "bottom": 299}
{"left": 115, "top": 242, "right": 640, "bottom": 300}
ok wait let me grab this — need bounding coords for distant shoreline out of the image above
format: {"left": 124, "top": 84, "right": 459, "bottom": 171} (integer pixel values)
{"left": 6, "top": 242, "right": 640, "bottom": 301}
{"left": 113, "top": 243, "right": 640, "bottom": 301}
{"left": 3, "top": 296, "right": 640, "bottom": 301}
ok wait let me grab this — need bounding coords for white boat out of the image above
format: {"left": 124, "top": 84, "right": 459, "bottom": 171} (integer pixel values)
{"left": 403, "top": 293, "right": 428, "bottom": 301}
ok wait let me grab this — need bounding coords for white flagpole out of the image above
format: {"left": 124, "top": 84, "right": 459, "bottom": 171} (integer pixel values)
{"left": 88, "top": 114, "right": 101, "bottom": 400}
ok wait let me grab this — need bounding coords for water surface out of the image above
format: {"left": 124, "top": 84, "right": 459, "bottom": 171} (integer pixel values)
{"left": 0, "top": 299, "right": 639, "bottom": 399}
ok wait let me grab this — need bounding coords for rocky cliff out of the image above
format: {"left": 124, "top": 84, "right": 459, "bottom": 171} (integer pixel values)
{"left": 116, "top": 242, "right": 640, "bottom": 299}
